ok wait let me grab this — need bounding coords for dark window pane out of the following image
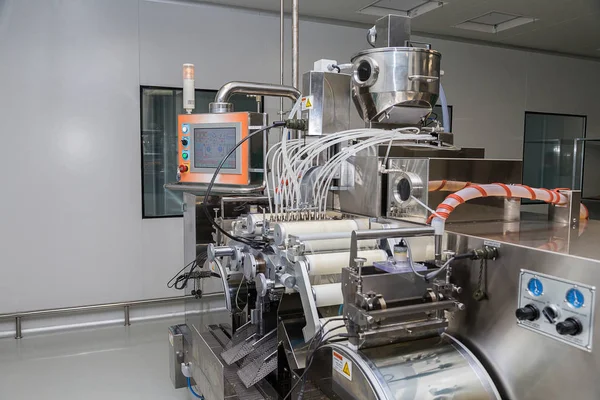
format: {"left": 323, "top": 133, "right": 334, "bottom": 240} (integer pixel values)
{"left": 141, "top": 87, "right": 260, "bottom": 218}
{"left": 522, "top": 113, "right": 586, "bottom": 203}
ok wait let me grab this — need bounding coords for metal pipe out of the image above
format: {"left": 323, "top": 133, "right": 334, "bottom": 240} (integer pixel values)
{"left": 353, "top": 227, "right": 435, "bottom": 241}
{"left": 349, "top": 226, "right": 436, "bottom": 269}
{"left": 0, "top": 293, "right": 222, "bottom": 320}
{"left": 164, "top": 182, "right": 267, "bottom": 194}
{"left": 213, "top": 81, "right": 301, "bottom": 104}
{"left": 292, "top": 0, "right": 299, "bottom": 89}
{"left": 124, "top": 305, "right": 131, "bottom": 326}
{"left": 280, "top": 0, "right": 285, "bottom": 117}
{"left": 435, "top": 234, "right": 443, "bottom": 262}
{"left": 15, "top": 317, "right": 22, "bottom": 339}
{"left": 367, "top": 300, "right": 457, "bottom": 319}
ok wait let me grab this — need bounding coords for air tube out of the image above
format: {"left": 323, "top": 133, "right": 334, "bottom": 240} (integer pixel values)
{"left": 431, "top": 184, "right": 589, "bottom": 222}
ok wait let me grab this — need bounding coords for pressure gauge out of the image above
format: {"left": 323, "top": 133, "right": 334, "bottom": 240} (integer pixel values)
{"left": 527, "top": 277, "right": 544, "bottom": 297}
{"left": 566, "top": 288, "right": 585, "bottom": 309}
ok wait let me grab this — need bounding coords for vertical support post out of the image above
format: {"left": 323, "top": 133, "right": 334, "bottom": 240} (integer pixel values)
{"left": 435, "top": 234, "right": 443, "bottom": 263}
{"left": 280, "top": 0, "right": 285, "bottom": 117}
{"left": 291, "top": 0, "right": 299, "bottom": 90}
{"left": 15, "top": 316, "right": 22, "bottom": 339}
{"left": 124, "top": 305, "right": 131, "bottom": 326}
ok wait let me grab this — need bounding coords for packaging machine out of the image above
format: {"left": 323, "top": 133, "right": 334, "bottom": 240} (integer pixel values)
{"left": 165, "top": 13, "right": 598, "bottom": 400}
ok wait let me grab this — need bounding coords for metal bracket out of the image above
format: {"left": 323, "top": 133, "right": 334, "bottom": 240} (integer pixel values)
{"left": 293, "top": 260, "right": 321, "bottom": 342}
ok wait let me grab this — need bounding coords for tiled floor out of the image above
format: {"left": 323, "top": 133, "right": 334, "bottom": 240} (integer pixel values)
{"left": 0, "top": 318, "right": 191, "bottom": 399}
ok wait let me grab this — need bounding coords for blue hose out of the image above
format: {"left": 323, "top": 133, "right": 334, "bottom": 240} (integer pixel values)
{"left": 187, "top": 377, "right": 204, "bottom": 399}
{"left": 338, "top": 304, "right": 343, "bottom": 315}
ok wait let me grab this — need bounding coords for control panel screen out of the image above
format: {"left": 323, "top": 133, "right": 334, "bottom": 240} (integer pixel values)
{"left": 193, "top": 127, "right": 238, "bottom": 169}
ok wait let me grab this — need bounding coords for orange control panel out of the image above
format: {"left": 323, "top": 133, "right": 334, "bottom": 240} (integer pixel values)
{"left": 177, "top": 112, "right": 250, "bottom": 185}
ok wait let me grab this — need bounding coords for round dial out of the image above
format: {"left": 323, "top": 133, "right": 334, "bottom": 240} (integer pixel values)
{"left": 527, "top": 277, "right": 544, "bottom": 297}
{"left": 566, "top": 288, "right": 585, "bottom": 309}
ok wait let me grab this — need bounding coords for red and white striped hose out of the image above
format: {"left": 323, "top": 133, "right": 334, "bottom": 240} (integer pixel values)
{"left": 429, "top": 183, "right": 589, "bottom": 222}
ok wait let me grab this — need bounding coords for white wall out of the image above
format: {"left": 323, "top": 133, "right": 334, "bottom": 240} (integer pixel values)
{"left": 0, "top": 0, "right": 599, "bottom": 335}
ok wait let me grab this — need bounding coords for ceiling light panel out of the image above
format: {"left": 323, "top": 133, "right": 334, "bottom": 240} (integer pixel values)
{"left": 358, "top": 0, "right": 445, "bottom": 18}
{"left": 455, "top": 11, "right": 537, "bottom": 34}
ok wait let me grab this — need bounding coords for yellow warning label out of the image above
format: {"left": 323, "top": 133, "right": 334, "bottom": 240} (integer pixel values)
{"left": 332, "top": 351, "right": 352, "bottom": 381}
{"left": 342, "top": 362, "right": 350, "bottom": 376}
{"left": 301, "top": 95, "right": 314, "bottom": 111}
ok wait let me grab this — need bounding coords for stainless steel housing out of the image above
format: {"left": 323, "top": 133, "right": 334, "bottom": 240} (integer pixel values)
{"left": 308, "top": 335, "right": 501, "bottom": 400}
{"left": 351, "top": 47, "right": 441, "bottom": 125}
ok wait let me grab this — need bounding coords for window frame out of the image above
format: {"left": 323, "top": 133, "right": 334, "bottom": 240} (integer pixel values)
{"left": 521, "top": 111, "right": 588, "bottom": 203}
{"left": 140, "top": 85, "right": 263, "bottom": 219}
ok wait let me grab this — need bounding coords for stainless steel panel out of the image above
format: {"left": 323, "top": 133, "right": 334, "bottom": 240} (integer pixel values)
{"left": 448, "top": 216, "right": 600, "bottom": 259}
{"left": 302, "top": 71, "right": 351, "bottom": 136}
{"left": 387, "top": 158, "right": 429, "bottom": 221}
{"left": 308, "top": 336, "right": 500, "bottom": 400}
{"left": 351, "top": 47, "right": 441, "bottom": 125}
{"left": 192, "top": 328, "right": 226, "bottom": 400}
{"left": 372, "top": 15, "right": 411, "bottom": 48}
{"left": 446, "top": 229, "right": 600, "bottom": 400}
{"left": 336, "top": 147, "right": 383, "bottom": 217}
{"left": 517, "top": 269, "right": 595, "bottom": 351}
{"left": 168, "top": 324, "right": 187, "bottom": 389}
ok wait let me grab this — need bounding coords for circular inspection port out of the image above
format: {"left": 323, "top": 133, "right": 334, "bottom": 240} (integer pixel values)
{"left": 353, "top": 57, "right": 378, "bottom": 87}
{"left": 356, "top": 60, "right": 372, "bottom": 82}
{"left": 393, "top": 172, "right": 424, "bottom": 206}
{"left": 397, "top": 178, "right": 412, "bottom": 202}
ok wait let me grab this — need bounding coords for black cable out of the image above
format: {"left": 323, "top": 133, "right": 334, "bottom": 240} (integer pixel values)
{"left": 167, "top": 251, "right": 207, "bottom": 290}
{"left": 203, "top": 122, "right": 285, "bottom": 248}
{"left": 282, "top": 318, "right": 348, "bottom": 399}
{"left": 283, "top": 331, "right": 354, "bottom": 400}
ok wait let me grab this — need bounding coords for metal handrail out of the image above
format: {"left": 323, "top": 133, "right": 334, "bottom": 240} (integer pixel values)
{"left": 0, "top": 292, "right": 222, "bottom": 339}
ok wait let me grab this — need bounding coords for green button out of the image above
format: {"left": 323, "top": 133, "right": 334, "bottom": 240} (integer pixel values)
{"left": 182, "top": 152, "right": 189, "bottom": 160}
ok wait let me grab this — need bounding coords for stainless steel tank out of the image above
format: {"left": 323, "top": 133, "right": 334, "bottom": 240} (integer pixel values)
{"left": 307, "top": 333, "right": 501, "bottom": 399}
{"left": 351, "top": 47, "right": 441, "bottom": 126}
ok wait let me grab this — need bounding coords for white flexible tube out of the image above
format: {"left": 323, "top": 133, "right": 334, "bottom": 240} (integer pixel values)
{"left": 314, "top": 132, "right": 436, "bottom": 213}
{"left": 430, "top": 184, "right": 593, "bottom": 227}
{"left": 427, "top": 180, "right": 590, "bottom": 221}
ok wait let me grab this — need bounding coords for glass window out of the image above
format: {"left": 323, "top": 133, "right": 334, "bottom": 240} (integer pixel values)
{"left": 141, "top": 87, "right": 260, "bottom": 218}
{"left": 522, "top": 112, "right": 587, "bottom": 195}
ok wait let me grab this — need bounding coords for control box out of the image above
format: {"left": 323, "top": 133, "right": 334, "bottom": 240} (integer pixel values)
{"left": 517, "top": 269, "right": 595, "bottom": 351}
{"left": 177, "top": 112, "right": 266, "bottom": 185}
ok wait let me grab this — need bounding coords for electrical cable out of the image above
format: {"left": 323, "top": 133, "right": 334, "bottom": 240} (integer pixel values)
{"left": 186, "top": 377, "right": 204, "bottom": 399}
{"left": 281, "top": 318, "right": 348, "bottom": 399}
{"left": 284, "top": 332, "right": 354, "bottom": 399}
{"left": 203, "top": 122, "right": 285, "bottom": 248}
{"left": 166, "top": 251, "right": 207, "bottom": 289}
{"left": 404, "top": 239, "right": 455, "bottom": 281}
{"left": 235, "top": 276, "right": 246, "bottom": 311}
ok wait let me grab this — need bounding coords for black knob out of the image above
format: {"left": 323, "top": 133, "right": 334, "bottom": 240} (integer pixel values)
{"left": 516, "top": 304, "right": 540, "bottom": 321}
{"left": 542, "top": 305, "right": 559, "bottom": 323}
{"left": 556, "top": 318, "right": 583, "bottom": 336}
{"left": 181, "top": 138, "right": 189, "bottom": 146}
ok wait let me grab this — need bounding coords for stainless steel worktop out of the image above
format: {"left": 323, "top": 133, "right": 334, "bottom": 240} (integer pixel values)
{"left": 448, "top": 212, "right": 600, "bottom": 261}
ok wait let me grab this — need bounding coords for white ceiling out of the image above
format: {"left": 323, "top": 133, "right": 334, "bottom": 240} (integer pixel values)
{"left": 193, "top": 0, "right": 600, "bottom": 59}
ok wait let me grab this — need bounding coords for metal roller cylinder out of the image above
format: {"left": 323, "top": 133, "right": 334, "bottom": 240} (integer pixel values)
{"left": 305, "top": 250, "right": 388, "bottom": 276}
{"left": 313, "top": 283, "right": 343, "bottom": 307}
